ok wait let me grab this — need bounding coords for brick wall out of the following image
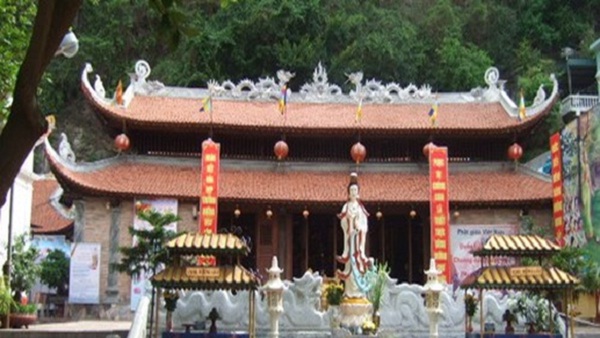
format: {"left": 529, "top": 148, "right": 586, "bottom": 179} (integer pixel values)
{"left": 83, "top": 198, "right": 198, "bottom": 307}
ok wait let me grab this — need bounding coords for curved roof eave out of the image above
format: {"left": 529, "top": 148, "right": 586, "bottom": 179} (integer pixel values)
{"left": 80, "top": 62, "right": 559, "bottom": 137}
{"left": 45, "top": 138, "right": 552, "bottom": 206}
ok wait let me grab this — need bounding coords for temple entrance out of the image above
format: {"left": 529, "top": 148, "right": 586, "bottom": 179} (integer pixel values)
{"left": 369, "top": 214, "right": 425, "bottom": 284}
{"left": 292, "top": 213, "right": 336, "bottom": 278}
{"left": 289, "top": 211, "right": 425, "bottom": 284}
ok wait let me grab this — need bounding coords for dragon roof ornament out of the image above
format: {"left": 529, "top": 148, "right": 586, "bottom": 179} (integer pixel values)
{"left": 81, "top": 60, "right": 558, "bottom": 117}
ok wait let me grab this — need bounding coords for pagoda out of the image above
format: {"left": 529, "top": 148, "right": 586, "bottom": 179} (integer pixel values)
{"left": 45, "top": 60, "right": 558, "bottom": 312}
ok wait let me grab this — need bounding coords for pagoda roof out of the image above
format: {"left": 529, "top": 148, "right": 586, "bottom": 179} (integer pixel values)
{"left": 166, "top": 232, "right": 250, "bottom": 256}
{"left": 81, "top": 61, "right": 559, "bottom": 136}
{"left": 472, "top": 234, "right": 561, "bottom": 257}
{"left": 460, "top": 266, "right": 579, "bottom": 290}
{"left": 152, "top": 265, "right": 258, "bottom": 291}
{"left": 31, "top": 178, "right": 74, "bottom": 235}
{"left": 45, "top": 139, "right": 551, "bottom": 206}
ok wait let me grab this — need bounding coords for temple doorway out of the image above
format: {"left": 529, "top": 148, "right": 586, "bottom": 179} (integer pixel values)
{"left": 289, "top": 211, "right": 425, "bottom": 284}
{"left": 369, "top": 214, "right": 425, "bottom": 284}
{"left": 292, "top": 213, "right": 336, "bottom": 278}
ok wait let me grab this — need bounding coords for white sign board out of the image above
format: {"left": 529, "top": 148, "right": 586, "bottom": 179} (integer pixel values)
{"left": 450, "top": 224, "right": 518, "bottom": 290}
{"left": 69, "top": 242, "right": 101, "bottom": 304}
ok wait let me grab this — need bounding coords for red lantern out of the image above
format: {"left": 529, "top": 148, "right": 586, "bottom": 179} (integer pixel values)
{"left": 508, "top": 143, "right": 523, "bottom": 161}
{"left": 114, "top": 133, "right": 130, "bottom": 151}
{"left": 274, "top": 140, "right": 289, "bottom": 160}
{"left": 350, "top": 142, "right": 367, "bottom": 164}
{"left": 423, "top": 142, "right": 436, "bottom": 158}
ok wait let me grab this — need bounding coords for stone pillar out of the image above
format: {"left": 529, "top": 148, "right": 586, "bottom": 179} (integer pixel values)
{"left": 105, "top": 200, "right": 121, "bottom": 303}
{"left": 73, "top": 199, "right": 85, "bottom": 242}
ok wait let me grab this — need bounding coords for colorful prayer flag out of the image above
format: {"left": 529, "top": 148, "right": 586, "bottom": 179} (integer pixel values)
{"left": 428, "top": 101, "right": 438, "bottom": 127}
{"left": 278, "top": 84, "right": 288, "bottom": 115}
{"left": 355, "top": 97, "right": 363, "bottom": 122}
{"left": 518, "top": 90, "right": 526, "bottom": 121}
{"left": 115, "top": 80, "right": 123, "bottom": 105}
{"left": 200, "top": 96, "right": 212, "bottom": 113}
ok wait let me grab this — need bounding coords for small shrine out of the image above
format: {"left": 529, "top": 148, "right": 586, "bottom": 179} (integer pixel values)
{"left": 461, "top": 234, "right": 579, "bottom": 338}
{"left": 151, "top": 232, "right": 260, "bottom": 337}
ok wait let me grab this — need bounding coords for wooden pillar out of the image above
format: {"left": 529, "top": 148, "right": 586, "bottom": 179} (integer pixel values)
{"left": 332, "top": 216, "right": 337, "bottom": 277}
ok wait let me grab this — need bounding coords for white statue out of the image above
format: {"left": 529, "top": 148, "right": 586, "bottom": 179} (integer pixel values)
{"left": 337, "top": 173, "right": 373, "bottom": 298}
{"left": 58, "top": 132, "right": 76, "bottom": 163}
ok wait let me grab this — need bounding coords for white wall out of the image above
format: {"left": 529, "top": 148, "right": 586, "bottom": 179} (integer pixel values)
{"left": 0, "top": 151, "right": 36, "bottom": 267}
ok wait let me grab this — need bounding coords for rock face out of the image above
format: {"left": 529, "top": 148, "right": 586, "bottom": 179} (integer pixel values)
{"left": 171, "top": 271, "right": 557, "bottom": 337}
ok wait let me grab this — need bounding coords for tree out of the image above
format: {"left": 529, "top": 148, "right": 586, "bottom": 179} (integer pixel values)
{"left": 0, "top": 0, "right": 36, "bottom": 127}
{"left": 0, "top": 0, "right": 82, "bottom": 209}
{"left": 113, "top": 205, "right": 180, "bottom": 337}
{"left": 40, "top": 249, "right": 70, "bottom": 295}
{"left": 7, "top": 234, "right": 40, "bottom": 303}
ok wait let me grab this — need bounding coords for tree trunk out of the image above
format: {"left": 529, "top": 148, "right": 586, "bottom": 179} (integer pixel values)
{"left": 595, "top": 291, "right": 600, "bottom": 323}
{"left": 0, "top": 0, "right": 82, "bottom": 208}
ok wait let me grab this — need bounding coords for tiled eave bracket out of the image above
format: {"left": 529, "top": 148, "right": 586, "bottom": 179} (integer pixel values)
{"left": 152, "top": 265, "right": 258, "bottom": 291}
{"left": 460, "top": 266, "right": 579, "bottom": 290}
{"left": 45, "top": 139, "right": 552, "bottom": 207}
{"left": 472, "top": 234, "right": 561, "bottom": 258}
{"left": 81, "top": 62, "right": 559, "bottom": 137}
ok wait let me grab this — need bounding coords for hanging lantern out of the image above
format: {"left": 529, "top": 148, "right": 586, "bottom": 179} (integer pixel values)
{"left": 302, "top": 209, "right": 310, "bottom": 219}
{"left": 453, "top": 210, "right": 460, "bottom": 218}
{"left": 409, "top": 210, "right": 417, "bottom": 218}
{"left": 376, "top": 210, "right": 383, "bottom": 220}
{"left": 274, "top": 140, "right": 289, "bottom": 160}
{"left": 350, "top": 142, "right": 367, "bottom": 164}
{"left": 266, "top": 208, "right": 273, "bottom": 219}
{"left": 234, "top": 207, "right": 241, "bottom": 218}
{"left": 114, "top": 133, "right": 130, "bottom": 152}
{"left": 507, "top": 143, "right": 523, "bottom": 161}
{"left": 423, "top": 142, "right": 436, "bottom": 158}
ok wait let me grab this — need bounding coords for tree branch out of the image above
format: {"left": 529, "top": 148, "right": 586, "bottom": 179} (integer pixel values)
{"left": 0, "top": 0, "right": 82, "bottom": 208}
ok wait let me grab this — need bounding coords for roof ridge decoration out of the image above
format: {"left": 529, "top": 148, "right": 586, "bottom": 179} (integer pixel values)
{"left": 81, "top": 60, "right": 558, "bottom": 118}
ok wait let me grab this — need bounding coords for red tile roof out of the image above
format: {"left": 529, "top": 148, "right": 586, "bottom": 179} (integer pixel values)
{"left": 31, "top": 179, "right": 73, "bottom": 234}
{"left": 47, "top": 147, "right": 551, "bottom": 206}
{"left": 82, "top": 83, "right": 552, "bottom": 136}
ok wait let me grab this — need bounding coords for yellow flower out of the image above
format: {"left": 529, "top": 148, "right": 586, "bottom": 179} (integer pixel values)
{"left": 362, "top": 319, "right": 376, "bottom": 330}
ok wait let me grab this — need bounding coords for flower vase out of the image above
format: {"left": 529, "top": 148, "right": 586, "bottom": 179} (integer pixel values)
{"left": 527, "top": 322, "right": 536, "bottom": 334}
{"left": 372, "top": 312, "right": 380, "bottom": 331}
{"left": 466, "top": 316, "right": 473, "bottom": 333}
{"left": 328, "top": 305, "right": 340, "bottom": 328}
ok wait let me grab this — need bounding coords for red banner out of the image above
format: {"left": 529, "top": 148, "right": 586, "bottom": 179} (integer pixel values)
{"left": 429, "top": 147, "right": 451, "bottom": 283}
{"left": 550, "top": 133, "right": 565, "bottom": 246}
{"left": 199, "top": 139, "right": 220, "bottom": 265}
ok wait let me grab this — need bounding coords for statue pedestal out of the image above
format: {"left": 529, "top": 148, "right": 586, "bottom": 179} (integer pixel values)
{"left": 340, "top": 297, "right": 372, "bottom": 330}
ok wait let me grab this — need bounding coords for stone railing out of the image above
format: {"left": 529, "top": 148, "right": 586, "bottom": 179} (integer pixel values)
{"left": 560, "top": 94, "right": 599, "bottom": 116}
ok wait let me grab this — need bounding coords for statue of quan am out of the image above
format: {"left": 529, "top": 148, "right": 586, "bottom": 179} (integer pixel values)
{"left": 336, "top": 173, "right": 377, "bottom": 330}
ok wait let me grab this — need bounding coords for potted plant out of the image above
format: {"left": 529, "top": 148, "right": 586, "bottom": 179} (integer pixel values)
{"left": 9, "top": 302, "right": 37, "bottom": 328}
{"left": 324, "top": 282, "right": 343, "bottom": 328}
{"left": 464, "top": 292, "right": 478, "bottom": 332}
{"left": 508, "top": 292, "right": 554, "bottom": 334}
{"left": 8, "top": 234, "right": 40, "bottom": 304}
{"left": 368, "top": 261, "right": 390, "bottom": 330}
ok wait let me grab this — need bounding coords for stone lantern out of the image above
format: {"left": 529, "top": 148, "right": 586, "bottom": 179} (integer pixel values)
{"left": 424, "top": 258, "right": 445, "bottom": 338}
{"left": 263, "top": 256, "right": 286, "bottom": 338}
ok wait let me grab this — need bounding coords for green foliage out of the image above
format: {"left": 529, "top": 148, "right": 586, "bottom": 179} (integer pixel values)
{"left": 368, "top": 261, "right": 390, "bottom": 313}
{"left": 0, "top": 0, "right": 36, "bottom": 126}
{"left": 113, "top": 207, "right": 180, "bottom": 278}
{"left": 324, "top": 282, "right": 343, "bottom": 306}
{"left": 0, "top": 278, "right": 11, "bottom": 315}
{"left": 32, "top": 0, "right": 600, "bottom": 162}
{"left": 464, "top": 293, "right": 478, "bottom": 318}
{"left": 40, "top": 249, "right": 70, "bottom": 295}
{"left": 508, "top": 292, "right": 556, "bottom": 332}
{"left": 8, "top": 234, "right": 41, "bottom": 300}
{"left": 11, "top": 302, "right": 37, "bottom": 314}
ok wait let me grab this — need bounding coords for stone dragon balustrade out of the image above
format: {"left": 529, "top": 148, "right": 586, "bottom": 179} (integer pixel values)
{"left": 169, "top": 271, "right": 564, "bottom": 337}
